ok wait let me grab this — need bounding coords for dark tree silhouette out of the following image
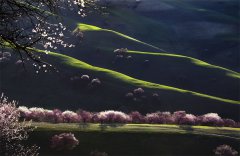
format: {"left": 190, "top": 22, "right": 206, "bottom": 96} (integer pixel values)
{"left": 0, "top": 0, "right": 97, "bottom": 65}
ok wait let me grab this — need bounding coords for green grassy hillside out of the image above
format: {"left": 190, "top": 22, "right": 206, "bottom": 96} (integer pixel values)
{"left": 79, "top": 0, "right": 239, "bottom": 69}
{"left": 77, "top": 23, "right": 160, "bottom": 50}
{"left": 1, "top": 50, "right": 239, "bottom": 120}
{"left": 29, "top": 122, "right": 240, "bottom": 155}
{"left": 42, "top": 50, "right": 240, "bottom": 105}
{"left": 59, "top": 23, "right": 240, "bottom": 100}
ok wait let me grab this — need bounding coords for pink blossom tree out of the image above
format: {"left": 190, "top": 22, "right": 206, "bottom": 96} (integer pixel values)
{"left": 62, "top": 110, "right": 81, "bottom": 123}
{"left": 214, "top": 145, "right": 238, "bottom": 156}
{"left": 77, "top": 109, "right": 93, "bottom": 123}
{"left": 94, "top": 111, "right": 131, "bottom": 123}
{"left": 50, "top": 133, "right": 79, "bottom": 150}
{"left": 0, "top": 95, "right": 39, "bottom": 155}
{"left": 17, "top": 106, "right": 239, "bottom": 127}
{"left": 129, "top": 111, "right": 145, "bottom": 123}
{"left": 145, "top": 112, "right": 174, "bottom": 124}
{"left": 197, "top": 113, "right": 224, "bottom": 126}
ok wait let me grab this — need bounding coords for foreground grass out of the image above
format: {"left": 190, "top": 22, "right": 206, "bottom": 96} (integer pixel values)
{"left": 30, "top": 122, "right": 240, "bottom": 155}
{"left": 33, "top": 122, "right": 240, "bottom": 140}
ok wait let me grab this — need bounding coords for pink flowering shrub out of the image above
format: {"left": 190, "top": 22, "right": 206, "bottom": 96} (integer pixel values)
{"left": 52, "top": 109, "right": 64, "bottom": 123}
{"left": 77, "top": 110, "right": 93, "bottom": 123}
{"left": 214, "top": 145, "right": 238, "bottom": 156}
{"left": 129, "top": 111, "right": 145, "bottom": 123}
{"left": 198, "top": 113, "right": 224, "bottom": 126}
{"left": 179, "top": 114, "right": 197, "bottom": 125}
{"left": 29, "top": 107, "right": 47, "bottom": 122}
{"left": 172, "top": 111, "right": 186, "bottom": 123}
{"left": 145, "top": 112, "right": 174, "bottom": 124}
{"left": 62, "top": 110, "right": 81, "bottom": 123}
{"left": 17, "top": 106, "right": 239, "bottom": 127}
{"left": 222, "top": 119, "right": 236, "bottom": 127}
{"left": 234, "top": 122, "right": 240, "bottom": 128}
{"left": 172, "top": 111, "right": 196, "bottom": 125}
{"left": 50, "top": 133, "right": 79, "bottom": 150}
{"left": 0, "top": 95, "right": 39, "bottom": 155}
{"left": 18, "top": 106, "right": 32, "bottom": 119}
{"left": 94, "top": 111, "right": 131, "bottom": 123}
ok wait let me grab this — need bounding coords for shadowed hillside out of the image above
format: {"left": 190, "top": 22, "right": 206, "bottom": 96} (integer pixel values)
{"left": 56, "top": 23, "right": 240, "bottom": 101}
{"left": 1, "top": 50, "right": 239, "bottom": 120}
{"left": 79, "top": 0, "right": 239, "bottom": 70}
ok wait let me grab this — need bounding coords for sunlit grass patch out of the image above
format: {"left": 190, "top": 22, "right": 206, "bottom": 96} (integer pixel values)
{"left": 32, "top": 122, "right": 240, "bottom": 140}
{"left": 127, "top": 50, "right": 240, "bottom": 79}
{"left": 76, "top": 23, "right": 160, "bottom": 50}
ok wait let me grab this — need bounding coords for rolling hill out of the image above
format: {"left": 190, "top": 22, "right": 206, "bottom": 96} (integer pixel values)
{"left": 1, "top": 49, "right": 239, "bottom": 120}
{"left": 79, "top": 0, "right": 240, "bottom": 70}
{"left": 57, "top": 23, "right": 240, "bottom": 101}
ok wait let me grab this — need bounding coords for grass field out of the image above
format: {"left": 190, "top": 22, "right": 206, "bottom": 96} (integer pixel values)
{"left": 30, "top": 122, "right": 240, "bottom": 155}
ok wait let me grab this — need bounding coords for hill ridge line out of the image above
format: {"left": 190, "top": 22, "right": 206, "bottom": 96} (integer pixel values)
{"left": 37, "top": 49, "right": 240, "bottom": 105}
{"left": 128, "top": 50, "right": 240, "bottom": 78}
{"left": 76, "top": 23, "right": 163, "bottom": 51}
{"left": 77, "top": 23, "right": 239, "bottom": 77}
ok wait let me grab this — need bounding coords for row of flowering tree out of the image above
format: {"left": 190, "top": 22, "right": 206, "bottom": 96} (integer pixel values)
{"left": 18, "top": 106, "right": 239, "bottom": 128}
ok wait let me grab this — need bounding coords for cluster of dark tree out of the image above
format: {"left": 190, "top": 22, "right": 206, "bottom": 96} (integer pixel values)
{"left": 125, "top": 88, "right": 159, "bottom": 102}
{"left": 18, "top": 106, "right": 240, "bottom": 128}
{"left": 113, "top": 48, "right": 151, "bottom": 68}
{"left": 113, "top": 48, "right": 133, "bottom": 63}
{"left": 0, "top": 51, "right": 11, "bottom": 63}
{"left": 0, "top": 0, "right": 98, "bottom": 65}
{"left": 70, "top": 74, "right": 102, "bottom": 89}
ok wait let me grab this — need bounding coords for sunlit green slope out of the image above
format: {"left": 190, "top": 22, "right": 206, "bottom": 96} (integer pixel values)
{"left": 77, "top": 23, "right": 238, "bottom": 76}
{"left": 77, "top": 23, "right": 161, "bottom": 50}
{"left": 2, "top": 48, "right": 240, "bottom": 120}
{"left": 44, "top": 50, "right": 239, "bottom": 105}
{"left": 61, "top": 23, "right": 240, "bottom": 100}
{"left": 127, "top": 50, "right": 239, "bottom": 78}
{"left": 78, "top": 0, "right": 239, "bottom": 69}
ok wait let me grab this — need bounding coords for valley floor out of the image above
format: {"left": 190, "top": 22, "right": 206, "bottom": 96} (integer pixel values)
{"left": 30, "top": 123, "right": 240, "bottom": 155}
